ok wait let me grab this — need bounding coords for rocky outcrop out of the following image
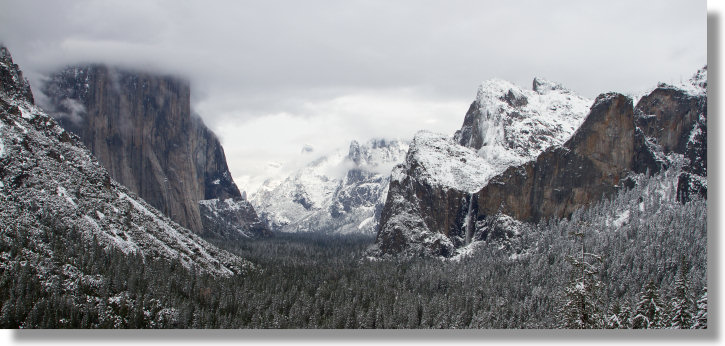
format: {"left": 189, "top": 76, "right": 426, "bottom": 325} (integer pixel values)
{"left": 0, "top": 45, "right": 247, "bottom": 276}
{"left": 0, "top": 46, "right": 33, "bottom": 104}
{"left": 41, "top": 65, "right": 267, "bottom": 239}
{"left": 199, "top": 197, "right": 272, "bottom": 240}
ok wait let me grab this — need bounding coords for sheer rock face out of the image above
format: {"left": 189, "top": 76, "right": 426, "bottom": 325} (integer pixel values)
{"left": 376, "top": 132, "right": 496, "bottom": 257}
{"left": 635, "top": 85, "right": 706, "bottom": 154}
{"left": 41, "top": 65, "right": 266, "bottom": 239}
{"left": 632, "top": 69, "right": 707, "bottom": 202}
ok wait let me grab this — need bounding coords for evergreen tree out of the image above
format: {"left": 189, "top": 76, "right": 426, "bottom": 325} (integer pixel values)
{"left": 669, "top": 258, "right": 694, "bottom": 329}
{"left": 692, "top": 287, "right": 707, "bottom": 329}
{"left": 559, "top": 228, "right": 603, "bottom": 329}
{"left": 605, "top": 302, "right": 631, "bottom": 329}
{"left": 633, "top": 280, "right": 664, "bottom": 329}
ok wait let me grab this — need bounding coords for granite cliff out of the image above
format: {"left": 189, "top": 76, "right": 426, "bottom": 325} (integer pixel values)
{"left": 41, "top": 65, "right": 267, "bottom": 240}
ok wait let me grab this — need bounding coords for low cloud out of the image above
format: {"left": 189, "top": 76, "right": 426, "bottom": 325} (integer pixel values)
{"left": 0, "top": 0, "right": 707, "bottom": 192}
{"left": 48, "top": 97, "right": 87, "bottom": 125}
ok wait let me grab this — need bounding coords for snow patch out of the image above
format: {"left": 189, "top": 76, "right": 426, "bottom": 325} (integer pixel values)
{"left": 612, "top": 210, "right": 630, "bottom": 228}
{"left": 358, "top": 216, "right": 374, "bottom": 230}
{"left": 449, "top": 241, "right": 485, "bottom": 262}
{"left": 20, "top": 106, "right": 35, "bottom": 121}
{"left": 57, "top": 186, "right": 77, "bottom": 208}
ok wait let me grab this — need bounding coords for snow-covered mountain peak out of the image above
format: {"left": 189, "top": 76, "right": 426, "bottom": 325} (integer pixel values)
{"left": 456, "top": 77, "right": 592, "bottom": 169}
{"left": 474, "top": 79, "right": 519, "bottom": 102}
{"left": 252, "top": 138, "right": 408, "bottom": 234}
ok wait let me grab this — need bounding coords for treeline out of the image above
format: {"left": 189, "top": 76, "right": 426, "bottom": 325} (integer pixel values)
{"left": 0, "top": 169, "right": 707, "bottom": 328}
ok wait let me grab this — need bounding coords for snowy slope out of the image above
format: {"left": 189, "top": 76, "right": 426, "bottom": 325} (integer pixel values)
{"left": 0, "top": 47, "right": 248, "bottom": 277}
{"left": 393, "top": 131, "right": 496, "bottom": 193}
{"left": 252, "top": 139, "right": 409, "bottom": 234}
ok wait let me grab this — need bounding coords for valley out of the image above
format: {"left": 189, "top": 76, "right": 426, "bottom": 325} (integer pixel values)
{"left": 0, "top": 40, "right": 708, "bottom": 329}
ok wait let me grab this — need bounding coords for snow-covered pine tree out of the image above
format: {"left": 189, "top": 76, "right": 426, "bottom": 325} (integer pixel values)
{"left": 669, "top": 257, "right": 694, "bottom": 329}
{"left": 559, "top": 228, "right": 603, "bottom": 329}
{"left": 633, "top": 280, "right": 665, "bottom": 329}
{"left": 692, "top": 287, "right": 707, "bottom": 329}
{"left": 605, "top": 302, "right": 632, "bottom": 329}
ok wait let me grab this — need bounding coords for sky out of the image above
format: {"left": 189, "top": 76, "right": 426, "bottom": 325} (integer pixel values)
{"left": 0, "top": 0, "right": 707, "bottom": 193}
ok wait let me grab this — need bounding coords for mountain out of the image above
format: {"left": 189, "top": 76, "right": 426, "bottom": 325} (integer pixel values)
{"left": 375, "top": 70, "right": 706, "bottom": 257}
{"left": 40, "top": 65, "right": 268, "bottom": 240}
{"left": 375, "top": 78, "right": 592, "bottom": 256}
{"left": 454, "top": 78, "right": 592, "bottom": 168}
{"left": 252, "top": 139, "right": 408, "bottom": 235}
{"left": 0, "top": 45, "right": 247, "bottom": 276}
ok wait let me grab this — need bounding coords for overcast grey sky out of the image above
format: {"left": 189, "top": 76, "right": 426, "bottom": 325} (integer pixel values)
{"left": 0, "top": 0, "right": 707, "bottom": 192}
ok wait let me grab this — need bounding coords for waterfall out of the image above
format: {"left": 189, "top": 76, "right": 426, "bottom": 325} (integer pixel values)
{"left": 464, "top": 194, "right": 475, "bottom": 244}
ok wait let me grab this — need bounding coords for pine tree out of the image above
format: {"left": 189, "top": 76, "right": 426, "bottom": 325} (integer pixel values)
{"left": 633, "top": 280, "right": 664, "bottom": 329}
{"left": 669, "top": 258, "right": 694, "bottom": 329}
{"left": 692, "top": 287, "right": 707, "bottom": 329}
{"left": 605, "top": 302, "right": 631, "bottom": 329}
{"left": 559, "top": 228, "right": 603, "bottom": 329}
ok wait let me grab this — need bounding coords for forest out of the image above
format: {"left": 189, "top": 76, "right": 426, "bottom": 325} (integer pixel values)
{"left": 0, "top": 167, "right": 707, "bottom": 329}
